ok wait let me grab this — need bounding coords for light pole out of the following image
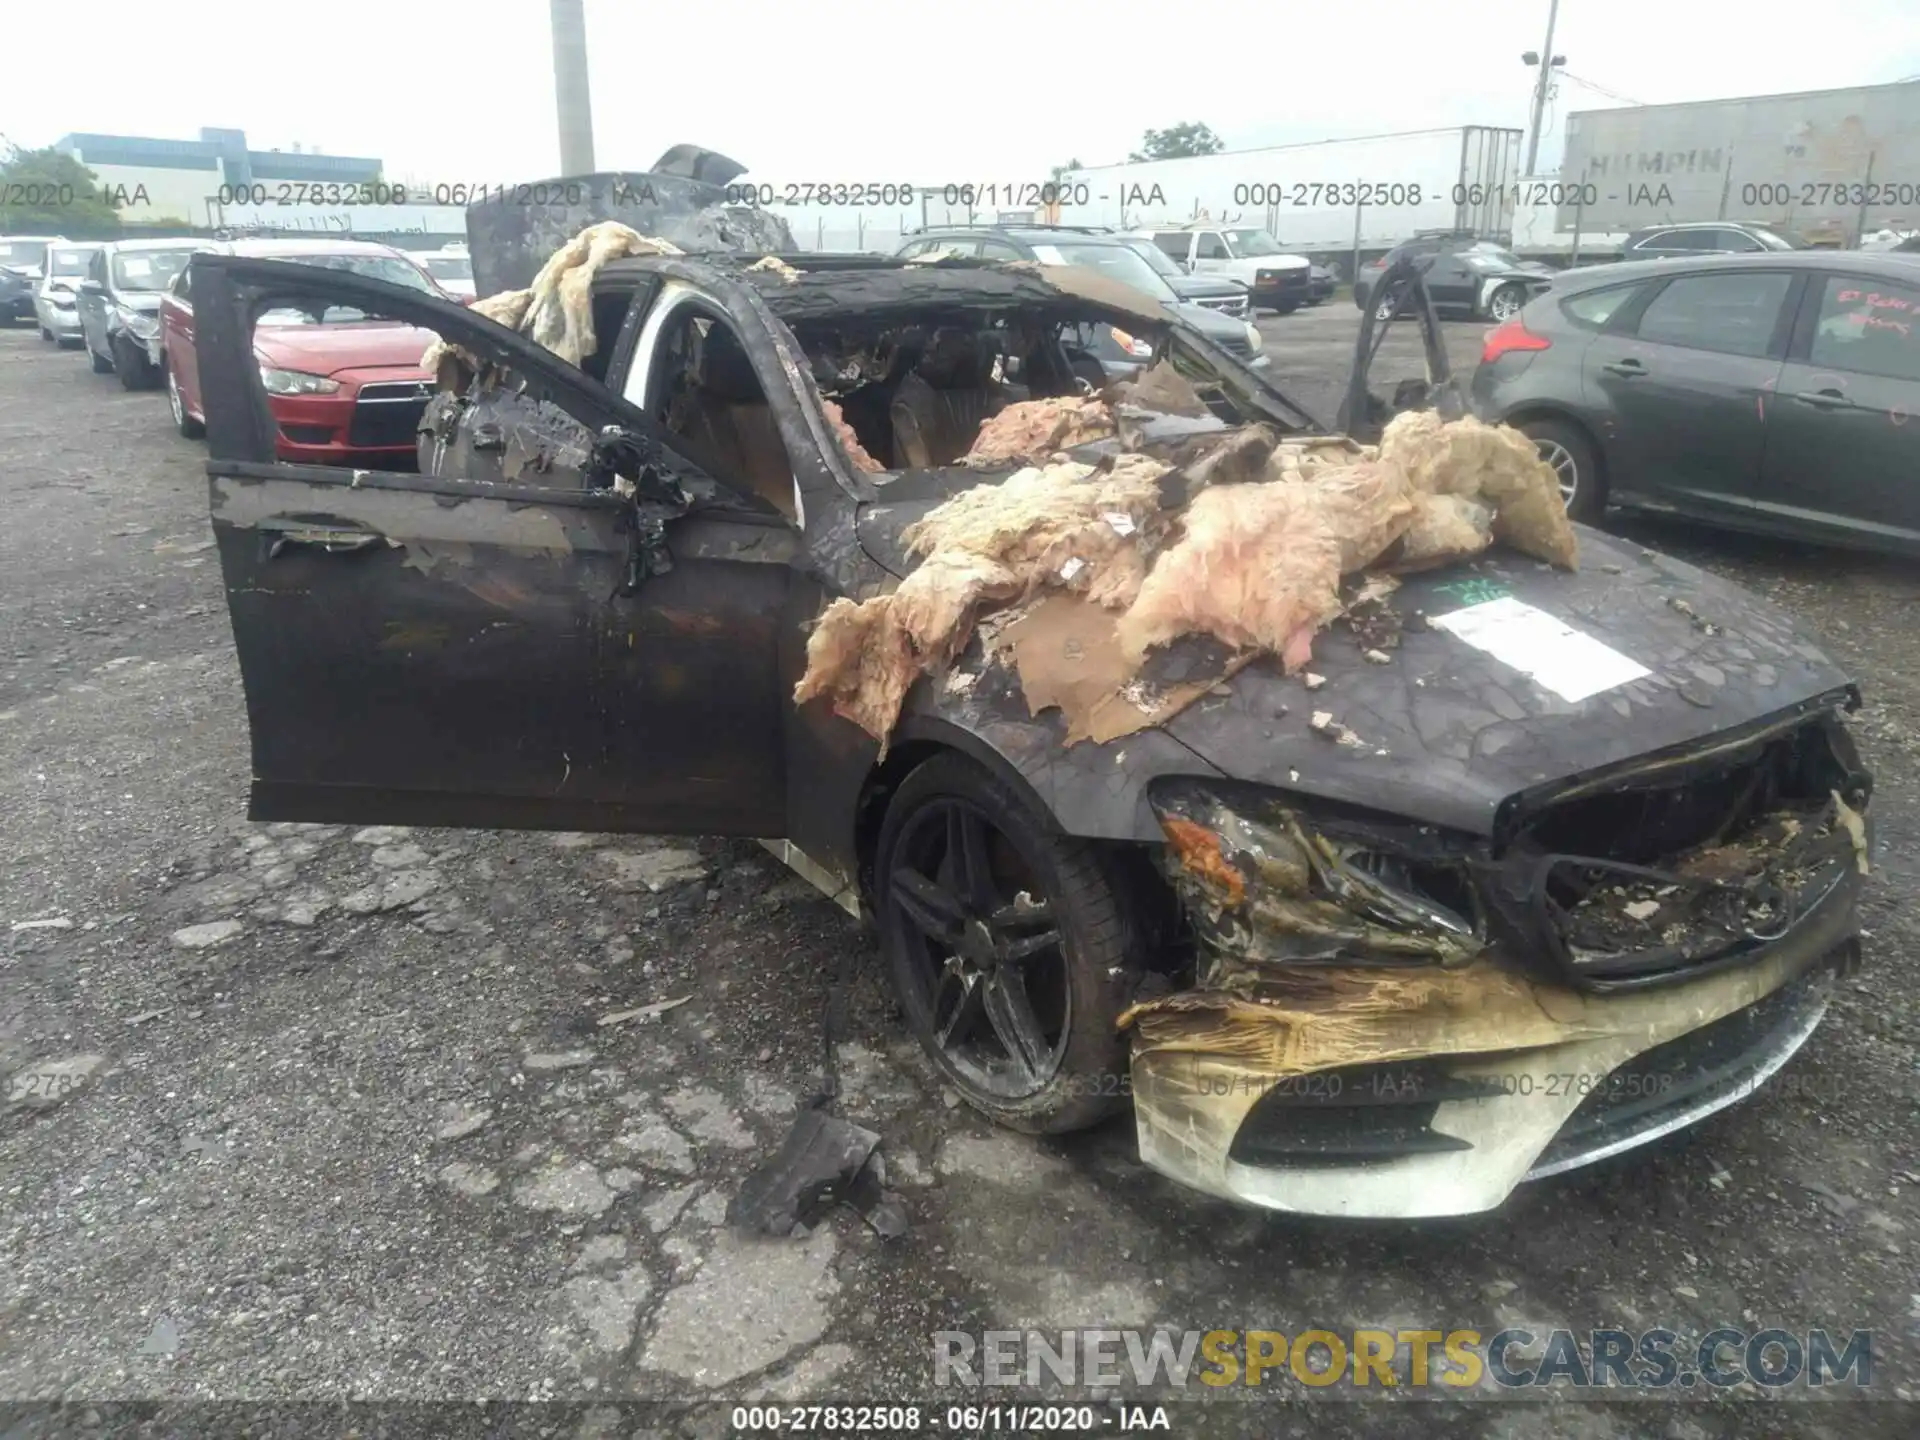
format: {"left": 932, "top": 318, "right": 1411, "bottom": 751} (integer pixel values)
{"left": 1521, "top": 0, "right": 1566, "bottom": 176}
{"left": 550, "top": 0, "right": 596, "bottom": 176}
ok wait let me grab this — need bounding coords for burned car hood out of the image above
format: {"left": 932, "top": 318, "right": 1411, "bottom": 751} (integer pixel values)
{"left": 855, "top": 497, "right": 1854, "bottom": 834}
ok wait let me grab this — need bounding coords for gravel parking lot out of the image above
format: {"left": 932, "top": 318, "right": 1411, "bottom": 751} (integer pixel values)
{"left": 2, "top": 309, "right": 1916, "bottom": 1436}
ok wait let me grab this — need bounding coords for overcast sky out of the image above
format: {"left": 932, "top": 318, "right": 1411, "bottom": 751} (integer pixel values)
{"left": 5, "top": 0, "right": 1918, "bottom": 184}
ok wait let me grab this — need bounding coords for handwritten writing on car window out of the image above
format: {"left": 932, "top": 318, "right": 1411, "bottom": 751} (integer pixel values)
{"left": 1831, "top": 288, "right": 1915, "bottom": 340}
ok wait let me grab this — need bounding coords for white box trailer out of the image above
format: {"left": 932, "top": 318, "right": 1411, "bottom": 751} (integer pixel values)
{"left": 1053, "top": 127, "right": 1523, "bottom": 266}
{"left": 1554, "top": 80, "right": 1920, "bottom": 244}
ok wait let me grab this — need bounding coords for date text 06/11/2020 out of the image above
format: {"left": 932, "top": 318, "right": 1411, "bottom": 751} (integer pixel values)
{"left": 727, "top": 1404, "right": 1174, "bottom": 1431}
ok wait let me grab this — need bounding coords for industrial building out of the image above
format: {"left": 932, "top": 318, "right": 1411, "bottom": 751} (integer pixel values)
{"left": 52, "top": 128, "right": 384, "bottom": 226}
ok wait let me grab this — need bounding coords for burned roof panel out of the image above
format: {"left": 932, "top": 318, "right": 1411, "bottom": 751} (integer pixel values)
{"left": 596, "top": 254, "right": 1172, "bottom": 330}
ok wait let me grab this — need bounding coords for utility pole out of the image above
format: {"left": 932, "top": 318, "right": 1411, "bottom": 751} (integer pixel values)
{"left": 550, "top": 0, "right": 596, "bottom": 176}
{"left": 1522, "top": 0, "right": 1564, "bottom": 176}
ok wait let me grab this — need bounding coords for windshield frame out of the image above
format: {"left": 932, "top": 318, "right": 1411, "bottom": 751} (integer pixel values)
{"left": 112, "top": 248, "right": 198, "bottom": 293}
{"left": 249, "top": 250, "right": 439, "bottom": 327}
{"left": 1120, "top": 237, "right": 1187, "bottom": 282}
{"left": 1028, "top": 240, "right": 1180, "bottom": 304}
{"left": 1225, "top": 227, "right": 1287, "bottom": 257}
{"left": 0, "top": 240, "right": 52, "bottom": 268}
{"left": 47, "top": 247, "right": 97, "bottom": 276}
{"left": 1465, "top": 242, "right": 1528, "bottom": 270}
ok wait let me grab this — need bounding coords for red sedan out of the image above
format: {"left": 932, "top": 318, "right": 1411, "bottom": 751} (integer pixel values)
{"left": 161, "top": 239, "right": 448, "bottom": 466}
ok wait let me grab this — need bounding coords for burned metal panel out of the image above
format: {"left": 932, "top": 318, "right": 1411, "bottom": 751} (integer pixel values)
{"left": 648, "top": 144, "right": 749, "bottom": 187}
{"left": 840, "top": 489, "right": 1854, "bottom": 838}
{"left": 1158, "top": 529, "right": 1855, "bottom": 835}
{"left": 209, "top": 468, "right": 791, "bottom": 837}
{"left": 733, "top": 262, "right": 1167, "bottom": 329}
{"left": 466, "top": 171, "right": 796, "bottom": 298}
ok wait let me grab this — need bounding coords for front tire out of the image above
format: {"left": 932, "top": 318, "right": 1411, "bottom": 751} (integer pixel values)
{"left": 39, "top": 324, "right": 54, "bottom": 342}
{"left": 875, "top": 753, "right": 1144, "bottom": 1135}
{"left": 166, "top": 359, "right": 204, "bottom": 438}
{"left": 1519, "top": 416, "right": 1604, "bottom": 522}
{"left": 114, "top": 336, "right": 159, "bottom": 391}
{"left": 89, "top": 345, "right": 114, "bottom": 374}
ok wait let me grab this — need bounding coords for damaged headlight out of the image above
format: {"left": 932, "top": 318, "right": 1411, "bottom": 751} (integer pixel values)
{"left": 258, "top": 365, "right": 341, "bottom": 396}
{"left": 1241, "top": 321, "right": 1263, "bottom": 352}
{"left": 1149, "top": 778, "right": 1485, "bottom": 969}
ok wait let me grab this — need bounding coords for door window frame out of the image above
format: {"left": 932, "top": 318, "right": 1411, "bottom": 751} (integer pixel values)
{"left": 1618, "top": 268, "right": 1804, "bottom": 359}
{"left": 1789, "top": 268, "right": 1920, "bottom": 382}
{"left": 623, "top": 279, "right": 801, "bottom": 522}
{"left": 1558, "top": 281, "right": 1648, "bottom": 332}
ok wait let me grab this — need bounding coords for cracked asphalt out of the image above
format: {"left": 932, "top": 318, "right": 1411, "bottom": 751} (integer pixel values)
{"left": 2, "top": 311, "right": 1916, "bottom": 1438}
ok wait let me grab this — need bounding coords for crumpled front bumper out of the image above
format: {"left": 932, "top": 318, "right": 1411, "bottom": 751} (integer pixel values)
{"left": 35, "top": 293, "right": 83, "bottom": 335}
{"left": 1125, "top": 872, "right": 1858, "bottom": 1218}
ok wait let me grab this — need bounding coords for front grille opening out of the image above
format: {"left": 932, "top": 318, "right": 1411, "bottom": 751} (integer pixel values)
{"left": 1228, "top": 1058, "right": 1505, "bottom": 1169}
{"left": 1493, "top": 714, "right": 1867, "bottom": 989}
{"left": 1517, "top": 718, "right": 1854, "bottom": 864}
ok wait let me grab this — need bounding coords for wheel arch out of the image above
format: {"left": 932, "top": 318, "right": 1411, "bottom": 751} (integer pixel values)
{"left": 852, "top": 719, "right": 1061, "bottom": 901}
{"left": 1503, "top": 405, "right": 1606, "bottom": 471}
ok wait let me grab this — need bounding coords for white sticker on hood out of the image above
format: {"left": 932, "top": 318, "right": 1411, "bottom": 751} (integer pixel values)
{"left": 1430, "top": 596, "right": 1650, "bottom": 703}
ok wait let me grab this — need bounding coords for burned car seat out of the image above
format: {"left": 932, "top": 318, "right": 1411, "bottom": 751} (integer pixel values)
{"left": 889, "top": 328, "right": 1007, "bottom": 469}
{"left": 675, "top": 325, "right": 797, "bottom": 520}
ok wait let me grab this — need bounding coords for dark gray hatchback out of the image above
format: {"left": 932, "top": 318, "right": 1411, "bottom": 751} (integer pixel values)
{"left": 1471, "top": 251, "right": 1920, "bottom": 554}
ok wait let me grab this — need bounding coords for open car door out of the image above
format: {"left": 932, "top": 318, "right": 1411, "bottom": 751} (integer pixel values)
{"left": 195, "top": 255, "right": 794, "bottom": 837}
{"left": 1336, "top": 256, "right": 1467, "bottom": 442}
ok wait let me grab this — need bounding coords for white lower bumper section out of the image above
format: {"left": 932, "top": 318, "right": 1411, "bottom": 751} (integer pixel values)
{"left": 1131, "top": 952, "right": 1836, "bottom": 1219}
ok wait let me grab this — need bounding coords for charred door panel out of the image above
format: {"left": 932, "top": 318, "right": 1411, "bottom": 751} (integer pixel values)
{"left": 211, "top": 466, "right": 789, "bottom": 836}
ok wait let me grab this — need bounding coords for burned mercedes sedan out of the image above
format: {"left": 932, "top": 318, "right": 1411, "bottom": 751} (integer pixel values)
{"left": 190, "top": 239, "right": 1871, "bottom": 1219}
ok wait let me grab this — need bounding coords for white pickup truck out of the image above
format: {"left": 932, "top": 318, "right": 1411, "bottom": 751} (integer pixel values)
{"left": 1127, "top": 225, "right": 1313, "bottom": 314}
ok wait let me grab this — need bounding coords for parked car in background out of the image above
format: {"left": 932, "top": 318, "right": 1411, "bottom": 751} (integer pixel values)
{"left": 77, "top": 239, "right": 198, "bottom": 387}
{"left": 1860, "top": 229, "right": 1920, "bottom": 253}
{"left": 1132, "top": 225, "right": 1313, "bottom": 314}
{"left": 1307, "top": 263, "right": 1336, "bottom": 305}
{"left": 1, "top": 236, "right": 59, "bottom": 326}
{"left": 1356, "top": 232, "right": 1555, "bottom": 322}
{"left": 161, "top": 239, "right": 444, "bottom": 465}
{"left": 1622, "top": 222, "right": 1810, "bottom": 262}
{"left": 1114, "top": 234, "right": 1252, "bottom": 318}
{"left": 894, "top": 226, "right": 1267, "bottom": 377}
{"left": 1472, "top": 250, "right": 1920, "bottom": 551}
{"left": 409, "top": 245, "right": 476, "bottom": 299}
{"left": 32, "top": 242, "right": 101, "bottom": 346}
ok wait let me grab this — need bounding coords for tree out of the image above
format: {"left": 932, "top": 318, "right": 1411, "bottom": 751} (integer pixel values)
{"left": 1128, "top": 124, "right": 1225, "bottom": 163}
{"left": 1049, "top": 157, "right": 1085, "bottom": 183}
{"left": 0, "top": 146, "right": 121, "bottom": 234}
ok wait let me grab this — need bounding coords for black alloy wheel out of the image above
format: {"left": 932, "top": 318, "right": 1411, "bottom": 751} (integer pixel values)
{"left": 876, "top": 754, "right": 1142, "bottom": 1134}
